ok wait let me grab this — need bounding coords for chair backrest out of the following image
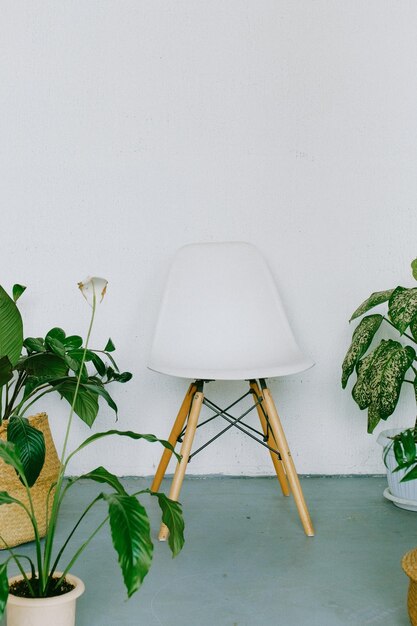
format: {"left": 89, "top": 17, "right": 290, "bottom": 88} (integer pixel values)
{"left": 148, "top": 242, "right": 314, "bottom": 380}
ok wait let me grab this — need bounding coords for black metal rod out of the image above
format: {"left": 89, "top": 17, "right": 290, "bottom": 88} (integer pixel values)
{"left": 178, "top": 390, "right": 253, "bottom": 440}
{"left": 204, "top": 397, "right": 265, "bottom": 438}
{"left": 189, "top": 400, "right": 280, "bottom": 460}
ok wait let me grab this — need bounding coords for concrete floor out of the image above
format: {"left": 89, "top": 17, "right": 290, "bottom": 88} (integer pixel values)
{"left": 2, "top": 476, "right": 416, "bottom": 625}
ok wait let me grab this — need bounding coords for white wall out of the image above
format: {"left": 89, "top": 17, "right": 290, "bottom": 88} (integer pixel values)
{"left": 1, "top": 1, "right": 417, "bottom": 476}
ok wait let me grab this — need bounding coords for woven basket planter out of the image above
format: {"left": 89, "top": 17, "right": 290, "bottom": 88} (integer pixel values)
{"left": 402, "top": 548, "right": 417, "bottom": 625}
{"left": 0, "top": 413, "right": 60, "bottom": 549}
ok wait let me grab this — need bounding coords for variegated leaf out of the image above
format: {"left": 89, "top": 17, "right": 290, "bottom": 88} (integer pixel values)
{"left": 388, "top": 286, "right": 417, "bottom": 334}
{"left": 350, "top": 289, "right": 394, "bottom": 321}
{"left": 366, "top": 343, "right": 415, "bottom": 433}
{"left": 342, "top": 314, "right": 383, "bottom": 388}
{"left": 352, "top": 340, "right": 393, "bottom": 409}
{"left": 410, "top": 316, "right": 417, "bottom": 342}
{"left": 412, "top": 258, "right": 417, "bottom": 281}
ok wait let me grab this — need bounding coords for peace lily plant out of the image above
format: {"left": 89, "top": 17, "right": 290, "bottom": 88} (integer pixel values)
{"left": 342, "top": 258, "right": 417, "bottom": 482}
{"left": 0, "top": 281, "right": 131, "bottom": 432}
{"left": 0, "top": 277, "right": 184, "bottom": 623}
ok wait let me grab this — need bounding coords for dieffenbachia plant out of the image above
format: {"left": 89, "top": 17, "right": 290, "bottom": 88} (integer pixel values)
{"left": 342, "top": 258, "right": 417, "bottom": 435}
{"left": 0, "top": 277, "right": 185, "bottom": 615}
{"left": 0, "top": 281, "right": 131, "bottom": 484}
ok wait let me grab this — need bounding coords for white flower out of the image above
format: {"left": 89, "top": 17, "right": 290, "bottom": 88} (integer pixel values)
{"left": 78, "top": 277, "right": 108, "bottom": 307}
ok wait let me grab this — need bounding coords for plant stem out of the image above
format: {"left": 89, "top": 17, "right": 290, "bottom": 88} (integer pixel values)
{"left": 3, "top": 371, "right": 27, "bottom": 420}
{"left": 15, "top": 388, "right": 54, "bottom": 417}
{"left": 42, "top": 293, "right": 97, "bottom": 592}
{"left": 48, "top": 495, "right": 102, "bottom": 579}
{"left": 53, "top": 515, "right": 108, "bottom": 591}
{"left": 0, "top": 549, "right": 36, "bottom": 596}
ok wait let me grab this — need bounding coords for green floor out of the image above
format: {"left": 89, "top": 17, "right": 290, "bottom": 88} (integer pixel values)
{"left": 2, "top": 476, "right": 415, "bottom": 625}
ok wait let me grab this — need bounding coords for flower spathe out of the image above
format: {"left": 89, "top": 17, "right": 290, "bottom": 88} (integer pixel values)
{"left": 78, "top": 277, "right": 108, "bottom": 307}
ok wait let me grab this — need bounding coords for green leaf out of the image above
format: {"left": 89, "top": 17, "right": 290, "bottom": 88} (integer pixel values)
{"left": 353, "top": 340, "right": 416, "bottom": 433}
{"left": 412, "top": 258, "right": 417, "bottom": 281}
{"left": 0, "top": 285, "right": 23, "bottom": 366}
{"left": 0, "top": 562, "right": 8, "bottom": 618}
{"left": 112, "top": 371, "right": 132, "bottom": 383}
{"left": 7, "top": 417, "right": 46, "bottom": 487}
{"left": 45, "top": 327, "right": 66, "bottom": 343}
{"left": 18, "top": 353, "right": 68, "bottom": 379}
{"left": 23, "top": 337, "right": 46, "bottom": 353}
{"left": 45, "top": 336, "right": 66, "bottom": 358}
{"left": 352, "top": 341, "right": 390, "bottom": 410}
{"left": 104, "top": 493, "right": 153, "bottom": 597}
{"left": 150, "top": 492, "right": 184, "bottom": 557}
{"left": 388, "top": 286, "right": 417, "bottom": 334}
{"left": 64, "top": 335, "right": 83, "bottom": 350}
{"left": 0, "top": 440, "right": 26, "bottom": 479}
{"left": 350, "top": 289, "right": 394, "bottom": 321}
{"left": 64, "top": 353, "right": 81, "bottom": 374}
{"left": 342, "top": 315, "right": 383, "bottom": 388}
{"left": 402, "top": 429, "right": 417, "bottom": 464}
{"left": 410, "top": 317, "right": 417, "bottom": 342}
{"left": 75, "top": 466, "right": 128, "bottom": 495}
{"left": 12, "top": 284, "right": 26, "bottom": 302}
{"left": 0, "top": 490, "right": 25, "bottom": 506}
{"left": 402, "top": 465, "right": 417, "bottom": 482}
{"left": 54, "top": 381, "right": 99, "bottom": 427}
{"left": 105, "top": 338, "right": 116, "bottom": 352}
{"left": 90, "top": 352, "right": 106, "bottom": 376}
{"left": 0, "top": 356, "right": 13, "bottom": 387}
{"left": 69, "top": 430, "right": 180, "bottom": 461}
{"left": 82, "top": 383, "right": 118, "bottom": 416}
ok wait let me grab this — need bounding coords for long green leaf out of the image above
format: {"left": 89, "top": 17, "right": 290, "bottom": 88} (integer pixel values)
{"left": 104, "top": 493, "right": 153, "bottom": 597}
{"left": 0, "top": 562, "right": 8, "bottom": 618}
{"left": 0, "top": 285, "right": 23, "bottom": 366}
{"left": 388, "top": 286, "right": 417, "bottom": 334}
{"left": 0, "top": 440, "right": 26, "bottom": 481}
{"left": 150, "top": 491, "right": 184, "bottom": 557}
{"left": 54, "top": 381, "right": 99, "bottom": 427}
{"left": 68, "top": 430, "right": 180, "bottom": 462}
{"left": 0, "top": 490, "right": 24, "bottom": 505}
{"left": 7, "top": 417, "right": 46, "bottom": 487}
{"left": 18, "top": 352, "right": 68, "bottom": 379}
{"left": 342, "top": 314, "right": 383, "bottom": 388}
{"left": 0, "top": 356, "right": 13, "bottom": 387}
{"left": 82, "top": 383, "right": 118, "bottom": 415}
{"left": 350, "top": 289, "right": 394, "bottom": 321}
{"left": 72, "top": 466, "right": 128, "bottom": 495}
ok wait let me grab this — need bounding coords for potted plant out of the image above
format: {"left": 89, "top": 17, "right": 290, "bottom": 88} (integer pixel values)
{"left": 0, "top": 283, "right": 131, "bottom": 549}
{"left": 341, "top": 258, "right": 417, "bottom": 510}
{"left": 0, "top": 277, "right": 184, "bottom": 626}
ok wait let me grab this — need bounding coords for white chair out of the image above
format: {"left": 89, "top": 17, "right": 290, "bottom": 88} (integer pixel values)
{"left": 149, "top": 242, "right": 315, "bottom": 538}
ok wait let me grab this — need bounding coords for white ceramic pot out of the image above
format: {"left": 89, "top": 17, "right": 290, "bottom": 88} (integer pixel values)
{"left": 378, "top": 428, "right": 417, "bottom": 511}
{"left": 7, "top": 572, "right": 85, "bottom": 626}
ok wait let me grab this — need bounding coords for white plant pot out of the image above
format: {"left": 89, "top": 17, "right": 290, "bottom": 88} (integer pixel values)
{"left": 7, "top": 572, "right": 85, "bottom": 626}
{"left": 378, "top": 428, "right": 417, "bottom": 511}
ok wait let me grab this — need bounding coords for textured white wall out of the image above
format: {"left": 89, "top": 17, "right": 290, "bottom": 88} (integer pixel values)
{"left": 1, "top": 1, "right": 417, "bottom": 476}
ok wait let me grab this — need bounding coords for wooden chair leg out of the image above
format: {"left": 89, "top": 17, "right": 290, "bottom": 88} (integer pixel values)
{"left": 151, "top": 383, "right": 196, "bottom": 493}
{"left": 249, "top": 381, "right": 290, "bottom": 497}
{"left": 260, "top": 381, "right": 315, "bottom": 537}
{"left": 158, "top": 387, "right": 204, "bottom": 541}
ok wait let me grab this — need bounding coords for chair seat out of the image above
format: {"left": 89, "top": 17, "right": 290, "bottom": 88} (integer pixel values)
{"left": 148, "top": 242, "right": 314, "bottom": 380}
